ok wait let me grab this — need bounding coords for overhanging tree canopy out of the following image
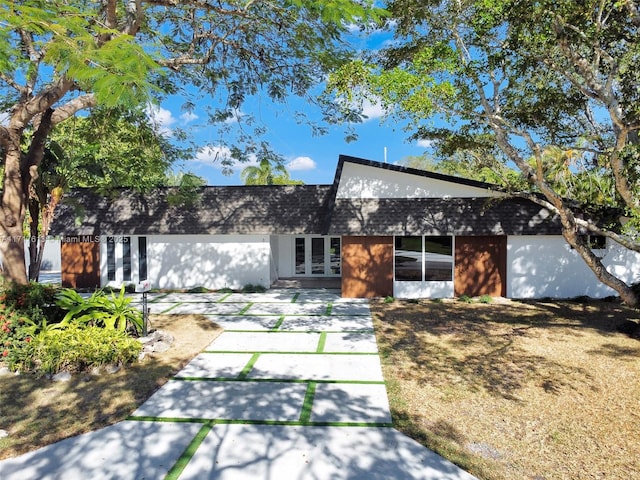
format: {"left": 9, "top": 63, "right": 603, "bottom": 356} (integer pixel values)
{"left": 329, "top": 0, "right": 640, "bottom": 305}
{"left": 0, "top": 0, "right": 384, "bottom": 284}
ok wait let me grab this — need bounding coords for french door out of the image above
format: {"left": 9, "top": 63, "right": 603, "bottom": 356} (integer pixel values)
{"left": 294, "top": 236, "right": 341, "bottom": 276}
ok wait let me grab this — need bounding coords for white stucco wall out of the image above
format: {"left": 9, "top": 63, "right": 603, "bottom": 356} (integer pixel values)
{"left": 336, "top": 162, "right": 503, "bottom": 199}
{"left": 23, "top": 238, "right": 61, "bottom": 271}
{"left": 507, "top": 235, "right": 640, "bottom": 299}
{"left": 101, "top": 234, "right": 272, "bottom": 290}
{"left": 394, "top": 281, "right": 454, "bottom": 299}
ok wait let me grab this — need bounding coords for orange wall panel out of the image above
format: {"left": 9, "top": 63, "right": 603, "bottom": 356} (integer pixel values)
{"left": 61, "top": 238, "right": 100, "bottom": 289}
{"left": 342, "top": 236, "right": 393, "bottom": 298}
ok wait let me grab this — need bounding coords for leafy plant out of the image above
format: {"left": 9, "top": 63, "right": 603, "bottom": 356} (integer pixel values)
{"left": 384, "top": 296, "right": 395, "bottom": 303}
{"left": 458, "top": 295, "right": 474, "bottom": 304}
{"left": 56, "top": 286, "right": 143, "bottom": 335}
{"left": 0, "top": 282, "right": 63, "bottom": 324}
{"left": 478, "top": 295, "right": 493, "bottom": 304}
{"left": 6, "top": 324, "right": 142, "bottom": 374}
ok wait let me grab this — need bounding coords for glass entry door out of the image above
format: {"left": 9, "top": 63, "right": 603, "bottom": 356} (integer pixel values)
{"left": 294, "top": 236, "right": 341, "bottom": 276}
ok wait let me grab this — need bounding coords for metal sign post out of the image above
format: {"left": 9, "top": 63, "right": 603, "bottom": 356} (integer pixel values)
{"left": 135, "top": 280, "right": 152, "bottom": 336}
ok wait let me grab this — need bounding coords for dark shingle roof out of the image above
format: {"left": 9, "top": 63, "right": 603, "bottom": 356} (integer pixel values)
{"left": 50, "top": 185, "right": 332, "bottom": 236}
{"left": 50, "top": 156, "right": 567, "bottom": 238}
{"left": 327, "top": 197, "right": 562, "bottom": 236}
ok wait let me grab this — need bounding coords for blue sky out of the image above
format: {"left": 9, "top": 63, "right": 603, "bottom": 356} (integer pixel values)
{"left": 148, "top": 90, "right": 431, "bottom": 187}
{"left": 146, "top": 25, "right": 432, "bottom": 187}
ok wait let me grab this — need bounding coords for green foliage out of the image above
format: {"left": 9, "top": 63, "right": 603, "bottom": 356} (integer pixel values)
{"left": 242, "top": 284, "right": 267, "bottom": 293}
{"left": 458, "top": 295, "right": 474, "bottom": 304}
{"left": 6, "top": 324, "right": 141, "bottom": 375}
{"left": 0, "top": 283, "right": 142, "bottom": 374}
{"left": 384, "top": 296, "right": 396, "bottom": 303}
{"left": 0, "top": 282, "right": 63, "bottom": 324}
{"left": 55, "top": 287, "right": 143, "bottom": 335}
{"left": 166, "top": 172, "right": 206, "bottom": 207}
{"left": 48, "top": 107, "right": 188, "bottom": 193}
{"left": 240, "top": 158, "right": 304, "bottom": 185}
{"left": 1, "top": 0, "right": 386, "bottom": 284}
{"left": 186, "top": 286, "right": 209, "bottom": 293}
{"left": 328, "top": 0, "right": 640, "bottom": 304}
{"left": 478, "top": 295, "right": 493, "bottom": 304}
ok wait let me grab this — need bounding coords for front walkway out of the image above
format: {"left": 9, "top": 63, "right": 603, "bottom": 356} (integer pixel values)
{"left": 0, "top": 290, "right": 476, "bottom": 480}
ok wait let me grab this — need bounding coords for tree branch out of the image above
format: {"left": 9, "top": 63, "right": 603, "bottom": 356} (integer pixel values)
{"left": 50, "top": 94, "right": 98, "bottom": 125}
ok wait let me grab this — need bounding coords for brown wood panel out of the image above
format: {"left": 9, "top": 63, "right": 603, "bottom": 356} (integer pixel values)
{"left": 454, "top": 236, "right": 507, "bottom": 297}
{"left": 341, "top": 236, "right": 393, "bottom": 298}
{"left": 61, "top": 237, "right": 100, "bottom": 289}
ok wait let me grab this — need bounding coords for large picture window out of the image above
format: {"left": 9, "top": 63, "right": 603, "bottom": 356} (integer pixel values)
{"left": 395, "top": 236, "right": 453, "bottom": 282}
{"left": 424, "top": 236, "right": 453, "bottom": 281}
{"left": 106, "top": 236, "right": 116, "bottom": 281}
{"left": 395, "top": 236, "right": 422, "bottom": 281}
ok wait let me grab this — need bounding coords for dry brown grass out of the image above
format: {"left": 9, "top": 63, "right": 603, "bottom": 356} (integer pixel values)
{"left": 0, "top": 314, "right": 222, "bottom": 461}
{"left": 371, "top": 298, "right": 640, "bottom": 480}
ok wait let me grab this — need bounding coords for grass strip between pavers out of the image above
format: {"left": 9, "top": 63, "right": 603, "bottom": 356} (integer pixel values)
{"left": 160, "top": 302, "right": 182, "bottom": 314}
{"left": 270, "top": 315, "right": 286, "bottom": 331}
{"left": 291, "top": 292, "right": 300, "bottom": 303}
{"left": 126, "top": 416, "right": 393, "bottom": 428}
{"left": 164, "top": 422, "right": 212, "bottom": 480}
{"left": 216, "top": 292, "right": 232, "bottom": 302}
{"left": 316, "top": 332, "right": 327, "bottom": 353}
{"left": 237, "top": 352, "right": 260, "bottom": 379}
{"left": 149, "top": 292, "right": 170, "bottom": 303}
{"left": 238, "top": 302, "right": 253, "bottom": 315}
{"left": 299, "top": 382, "right": 317, "bottom": 423}
{"left": 325, "top": 302, "right": 333, "bottom": 315}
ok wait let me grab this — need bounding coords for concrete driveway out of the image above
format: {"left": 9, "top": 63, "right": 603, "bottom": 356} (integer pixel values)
{"left": 0, "top": 289, "right": 476, "bottom": 480}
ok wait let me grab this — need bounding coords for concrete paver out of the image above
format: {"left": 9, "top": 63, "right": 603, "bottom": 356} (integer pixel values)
{"left": 0, "top": 421, "right": 202, "bottom": 480}
{"left": 245, "top": 353, "right": 385, "bottom": 381}
{"left": 207, "top": 331, "right": 321, "bottom": 352}
{"left": 323, "top": 332, "right": 380, "bottom": 353}
{"left": 175, "top": 353, "right": 254, "bottom": 378}
{"left": 310, "top": 383, "right": 392, "bottom": 423}
{"left": 178, "top": 424, "right": 476, "bottom": 480}
{"left": 278, "top": 314, "right": 374, "bottom": 331}
{"left": 132, "top": 380, "right": 308, "bottom": 421}
{"left": 201, "top": 314, "right": 281, "bottom": 330}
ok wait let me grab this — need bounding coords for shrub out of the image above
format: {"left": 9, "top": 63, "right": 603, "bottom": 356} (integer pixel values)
{"left": 242, "top": 284, "right": 266, "bottom": 293}
{"left": 478, "top": 295, "right": 493, "bottom": 304}
{"left": 383, "top": 296, "right": 395, "bottom": 303}
{"left": 6, "top": 324, "right": 142, "bottom": 374}
{"left": 0, "top": 282, "right": 63, "bottom": 324}
{"left": 187, "top": 286, "right": 209, "bottom": 293}
{"left": 56, "top": 286, "right": 143, "bottom": 335}
{"left": 458, "top": 295, "right": 474, "bottom": 304}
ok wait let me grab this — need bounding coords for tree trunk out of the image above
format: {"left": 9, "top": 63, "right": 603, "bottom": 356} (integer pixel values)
{"left": 559, "top": 206, "right": 639, "bottom": 308}
{"left": 0, "top": 138, "right": 28, "bottom": 285}
{"left": 28, "top": 199, "right": 40, "bottom": 282}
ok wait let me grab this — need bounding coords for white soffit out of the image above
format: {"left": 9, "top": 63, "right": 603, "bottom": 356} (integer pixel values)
{"left": 335, "top": 162, "right": 503, "bottom": 199}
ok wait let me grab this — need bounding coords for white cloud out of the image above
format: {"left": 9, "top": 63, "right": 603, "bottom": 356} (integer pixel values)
{"left": 146, "top": 105, "right": 176, "bottom": 136}
{"left": 193, "top": 145, "right": 259, "bottom": 171}
{"left": 194, "top": 145, "right": 232, "bottom": 167}
{"left": 417, "top": 139, "right": 435, "bottom": 148}
{"left": 180, "top": 111, "right": 198, "bottom": 123}
{"left": 287, "top": 156, "right": 317, "bottom": 171}
{"left": 361, "top": 98, "right": 386, "bottom": 120}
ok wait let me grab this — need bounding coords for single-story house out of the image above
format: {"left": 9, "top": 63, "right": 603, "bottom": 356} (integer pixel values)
{"left": 50, "top": 155, "right": 640, "bottom": 299}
